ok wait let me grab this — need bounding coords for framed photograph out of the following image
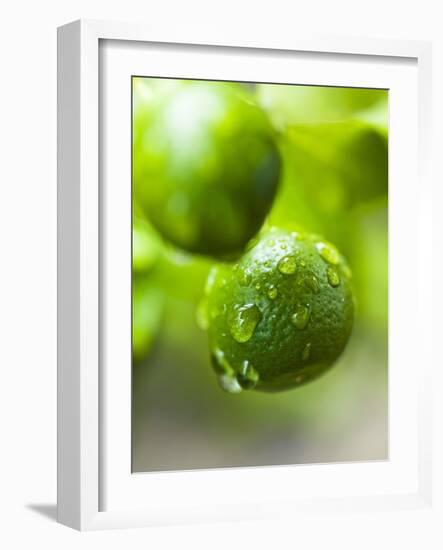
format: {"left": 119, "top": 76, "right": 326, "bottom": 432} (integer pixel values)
{"left": 57, "top": 19, "right": 434, "bottom": 530}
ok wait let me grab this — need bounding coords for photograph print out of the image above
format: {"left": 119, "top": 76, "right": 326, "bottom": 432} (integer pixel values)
{"left": 131, "top": 77, "right": 388, "bottom": 473}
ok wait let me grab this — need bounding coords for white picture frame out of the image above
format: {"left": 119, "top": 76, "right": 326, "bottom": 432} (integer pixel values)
{"left": 57, "top": 19, "right": 434, "bottom": 531}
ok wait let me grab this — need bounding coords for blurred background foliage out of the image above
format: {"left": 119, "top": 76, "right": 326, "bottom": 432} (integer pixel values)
{"left": 132, "top": 79, "right": 388, "bottom": 472}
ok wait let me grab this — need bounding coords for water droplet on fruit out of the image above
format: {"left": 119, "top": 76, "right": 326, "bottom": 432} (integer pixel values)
{"left": 211, "top": 350, "right": 243, "bottom": 393}
{"left": 278, "top": 255, "right": 296, "bottom": 275}
{"left": 255, "top": 282, "right": 261, "bottom": 290}
{"left": 236, "top": 360, "right": 259, "bottom": 390}
{"left": 268, "top": 285, "right": 278, "bottom": 300}
{"left": 302, "top": 342, "right": 312, "bottom": 361}
{"left": 238, "top": 269, "right": 252, "bottom": 287}
{"left": 316, "top": 242, "right": 340, "bottom": 265}
{"left": 305, "top": 273, "right": 320, "bottom": 293}
{"left": 229, "top": 304, "right": 262, "bottom": 343}
{"left": 217, "top": 374, "right": 243, "bottom": 394}
{"left": 211, "top": 348, "right": 231, "bottom": 375}
{"left": 291, "top": 304, "right": 311, "bottom": 330}
{"left": 327, "top": 267, "right": 340, "bottom": 287}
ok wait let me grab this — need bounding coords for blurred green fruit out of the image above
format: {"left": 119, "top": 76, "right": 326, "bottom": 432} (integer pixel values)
{"left": 132, "top": 216, "right": 163, "bottom": 274}
{"left": 133, "top": 80, "right": 281, "bottom": 257}
{"left": 132, "top": 212, "right": 165, "bottom": 362}
{"left": 132, "top": 277, "right": 164, "bottom": 363}
{"left": 203, "top": 227, "right": 354, "bottom": 392}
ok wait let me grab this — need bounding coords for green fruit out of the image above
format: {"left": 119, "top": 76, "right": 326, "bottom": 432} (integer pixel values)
{"left": 132, "top": 213, "right": 164, "bottom": 362}
{"left": 132, "top": 216, "right": 162, "bottom": 274}
{"left": 203, "top": 227, "right": 354, "bottom": 392}
{"left": 132, "top": 277, "right": 164, "bottom": 363}
{"left": 133, "top": 81, "right": 281, "bottom": 258}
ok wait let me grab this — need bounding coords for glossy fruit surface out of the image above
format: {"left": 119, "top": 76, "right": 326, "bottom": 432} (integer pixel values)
{"left": 203, "top": 227, "right": 355, "bottom": 392}
{"left": 133, "top": 80, "right": 281, "bottom": 257}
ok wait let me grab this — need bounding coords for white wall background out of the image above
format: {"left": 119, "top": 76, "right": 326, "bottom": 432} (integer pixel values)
{"left": 0, "top": 1, "right": 442, "bottom": 548}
